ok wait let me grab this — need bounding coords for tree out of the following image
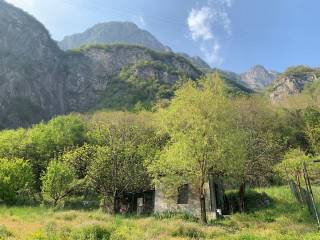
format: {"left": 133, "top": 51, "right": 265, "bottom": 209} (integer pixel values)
{"left": 0, "top": 158, "right": 34, "bottom": 203}
{"left": 233, "top": 96, "right": 286, "bottom": 211}
{"left": 274, "top": 148, "right": 312, "bottom": 187}
{"left": 149, "top": 74, "right": 246, "bottom": 223}
{"left": 86, "top": 111, "right": 161, "bottom": 213}
{"left": 24, "top": 114, "right": 87, "bottom": 189}
{"left": 41, "top": 161, "right": 77, "bottom": 206}
{"left": 304, "top": 107, "right": 320, "bottom": 155}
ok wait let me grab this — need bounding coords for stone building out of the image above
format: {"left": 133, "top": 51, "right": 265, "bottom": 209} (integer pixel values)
{"left": 124, "top": 177, "right": 225, "bottom": 219}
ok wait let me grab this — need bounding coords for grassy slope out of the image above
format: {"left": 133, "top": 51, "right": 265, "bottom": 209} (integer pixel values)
{"left": 0, "top": 186, "right": 319, "bottom": 240}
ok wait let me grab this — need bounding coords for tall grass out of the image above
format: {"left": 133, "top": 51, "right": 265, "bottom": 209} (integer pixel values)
{"left": 0, "top": 186, "right": 318, "bottom": 239}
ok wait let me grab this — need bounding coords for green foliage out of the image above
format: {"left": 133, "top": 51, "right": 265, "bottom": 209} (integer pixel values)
{"left": 150, "top": 73, "right": 247, "bottom": 222}
{"left": 0, "top": 225, "right": 13, "bottom": 239}
{"left": 171, "top": 226, "right": 205, "bottom": 239}
{"left": 153, "top": 211, "right": 198, "bottom": 222}
{"left": 0, "top": 158, "right": 34, "bottom": 203}
{"left": 97, "top": 60, "right": 189, "bottom": 111}
{"left": 233, "top": 96, "right": 286, "bottom": 186}
{"left": 0, "top": 114, "right": 87, "bottom": 189}
{"left": 41, "top": 161, "right": 77, "bottom": 206}
{"left": 85, "top": 111, "right": 161, "bottom": 212}
{"left": 70, "top": 225, "right": 112, "bottom": 240}
{"left": 274, "top": 149, "right": 312, "bottom": 184}
{"left": 282, "top": 65, "right": 316, "bottom": 76}
{"left": 304, "top": 107, "right": 320, "bottom": 155}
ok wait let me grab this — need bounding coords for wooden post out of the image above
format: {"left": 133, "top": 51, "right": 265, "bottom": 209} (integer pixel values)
{"left": 303, "top": 163, "right": 320, "bottom": 229}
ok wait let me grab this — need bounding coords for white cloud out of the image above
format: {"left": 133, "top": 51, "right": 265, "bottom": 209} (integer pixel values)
{"left": 201, "top": 41, "right": 223, "bottom": 65}
{"left": 133, "top": 15, "right": 146, "bottom": 28}
{"left": 187, "top": 0, "right": 232, "bottom": 66}
{"left": 188, "top": 7, "right": 214, "bottom": 41}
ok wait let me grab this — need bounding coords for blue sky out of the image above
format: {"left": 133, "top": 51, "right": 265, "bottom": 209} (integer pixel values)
{"left": 5, "top": 0, "right": 320, "bottom": 73}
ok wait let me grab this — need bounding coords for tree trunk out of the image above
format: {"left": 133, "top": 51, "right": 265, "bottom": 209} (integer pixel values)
{"left": 239, "top": 182, "right": 246, "bottom": 213}
{"left": 113, "top": 191, "right": 121, "bottom": 214}
{"left": 200, "top": 194, "right": 207, "bottom": 224}
{"left": 102, "top": 194, "right": 113, "bottom": 213}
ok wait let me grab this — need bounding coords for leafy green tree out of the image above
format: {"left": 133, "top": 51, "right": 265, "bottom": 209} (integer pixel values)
{"left": 150, "top": 74, "right": 246, "bottom": 223}
{"left": 233, "top": 96, "right": 287, "bottom": 210}
{"left": 41, "top": 161, "right": 77, "bottom": 206}
{"left": 0, "top": 128, "right": 27, "bottom": 159}
{"left": 274, "top": 149, "right": 312, "bottom": 187}
{"left": 304, "top": 107, "right": 320, "bottom": 155}
{"left": 24, "top": 114, "right": 87, "bottom": 189}
{"left": 0, "top": 158, "right": 34, "bottom": 203}
{"left": 86, "top": 111, "right": 162, "bottom": 213}
{"left": 61, "top": 144, "right": 96, "bottom": 179}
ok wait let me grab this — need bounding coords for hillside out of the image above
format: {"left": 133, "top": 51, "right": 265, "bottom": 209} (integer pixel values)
{"left": 0, "top": 1, "right": 202, "bottom": 128}
{"left": 58, "top": 21, "right": 212, "bottom": 72}
{"left": 270, "top": 66, "right": 320, "bottom": 103}
{"left": 58, "top": 22, "right": 168, "bottom": 52}
{"left": 240, "top": 65, "right": 278, "bottom": 89}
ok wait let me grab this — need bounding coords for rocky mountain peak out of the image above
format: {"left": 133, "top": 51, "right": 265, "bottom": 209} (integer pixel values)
{"left": 58, "top": 21, "right": 167, "bottom": 52}
{"left": 0, "top": 2, "right": 203, "bottom": 128}
{"left": 240, "top": 65, "right": 278, "bottom": 89}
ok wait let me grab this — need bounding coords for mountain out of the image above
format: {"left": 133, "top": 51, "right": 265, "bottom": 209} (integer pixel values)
{"left": 58, "top": 21, "right": 212, "bottom": 72}
{"left": 212, "top": 68, "right": 254, "bottom": 93}
{"left": 0, "top": 0, "right": 66, "bottom": 128}
{"left": 58, "top": 22, "right": 168, "bottom": 52}
{"left": 0, "top": 1, "right": 201, "bottom": 128}
{"left": 269, "top": 66, "right": 320, "bottom": 104}
{"left": 240, "top": 65, "right": 278, "bottom": 89}
{"left": 177, "top": 53, "right": 212, "bottom": 72}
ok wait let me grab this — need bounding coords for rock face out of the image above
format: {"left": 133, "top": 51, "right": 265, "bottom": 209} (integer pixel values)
{"left": 58, "top": 22, "right": 167, "bottom": 52}
{"left": 177, "top": 53, "right": 212, "bottom": 72}
{"left": 0, "top": 1, "right": 201, "bottom": 128}
{"left": 64, "top": 45, "right": 201, "bottom": 112}
{"left": 270, "top": 72, "right": 318, "bottom": 104}
{"left": 240, "top": 65, "right": 278, "bottom": 89}
{"left": 58, "top": 21, "right": 212, "bottom": 72}
{"left": 0, "top": 0, "right": 66, "bottom": 127}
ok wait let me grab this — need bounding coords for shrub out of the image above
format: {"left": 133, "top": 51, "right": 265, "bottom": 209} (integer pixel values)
{"left": 153, "top": 211, "right": 198, "bottom": 222}
{"left": 110, "top": 225, "right": 143, "bottom": 240}
{"left": 171, "top": 226, "right": 205, "bottom": 239}
{"left": 0, "top": 225, "right": 13, "bottom": 239}
{"left": 70, "top": 225, "right": 112, "bottom": 240}
{"left": 41, "top": 161, "right": 76, "bottom": 206}
{"left": 0, "top": 158, "right": 34, "bottom": 203}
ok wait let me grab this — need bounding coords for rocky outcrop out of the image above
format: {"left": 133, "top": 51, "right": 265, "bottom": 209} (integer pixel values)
{"left": 177, "top": 53, "right": 212, "bottom": 72}
{"left": 240, "top": 65, "right": 278, "bottom": 89}
{"left": 0, "top": 0, "right": 66, "bottom": 127}
{"left": 270, "top": 72, "right": 317, "bottom": 104}
{"left": 0, "top": 1, "right": 201, "bottom": 128}
{"left": 64, "top": 45, "right": 201, "bottom": 112}
{"left": 58, "top": 21, "right": 212, "bottom": 73}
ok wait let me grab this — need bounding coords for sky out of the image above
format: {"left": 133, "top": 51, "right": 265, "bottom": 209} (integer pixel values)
{"left": 5, "top": 0, "right": 320, "bottom": 73}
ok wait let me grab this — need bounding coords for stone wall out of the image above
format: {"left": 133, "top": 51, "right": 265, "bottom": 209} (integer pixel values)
{"left": 154, "top": 182, "right": 216, "bottom": 219}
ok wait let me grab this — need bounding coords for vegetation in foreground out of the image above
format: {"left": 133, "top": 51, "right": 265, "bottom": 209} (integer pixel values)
{"left": 0, "top": 187, "right": 318, "bottom": 240}
{"left": 1, "top": 73, "right": 320, "bottom": 238}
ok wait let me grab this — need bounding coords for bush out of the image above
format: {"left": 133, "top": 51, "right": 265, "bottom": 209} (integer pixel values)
{"left": 41, "top": 161, "right": 76, "bottom": 206}
{"left": 153, "top": 211, "right": 198, "bottom": 222}
{"left": 171, "top": 226, "right": 205, "bottom": 239}
{"left": 0, "top": 158, "right": 34, "bottom": 203}
{"left": 0, "top": 225, "right": 13, "bottom": 239}
{"left": 70, "top": 225, "right": 112, "bottom": 240}
{"left": 110, "top": 225, "right": 143, "bottom": 240}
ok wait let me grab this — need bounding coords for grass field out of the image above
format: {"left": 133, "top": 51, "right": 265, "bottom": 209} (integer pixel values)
{"left": 0, "top": 186, "right": 319, "bottom": 240}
